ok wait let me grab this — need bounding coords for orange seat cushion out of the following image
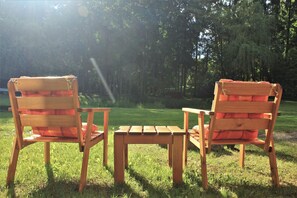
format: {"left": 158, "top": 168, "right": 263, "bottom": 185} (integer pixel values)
{"left": 192, "top": 125, "right": 258, "bottom": 140}
{"left": 21, "top": 90, "right": 98, "bottom": 138}
{"left": 192, "top": 79, "right": 268, "bottom": 140}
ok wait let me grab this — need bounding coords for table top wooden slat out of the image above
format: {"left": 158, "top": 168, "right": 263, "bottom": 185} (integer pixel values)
{"left": 115, "top": 125, "right": 185, "bottom": 135}
{"left": 129, "top": 126, "right": 143, "bottom": 134}
{"left": 167, "top": 126, "right": 185, "bottom": 135}
{"left": 155, "top": 126, "right": 172, "bottom": 134}
{"left": 115, "top": 126, "right": 131, "bottom": 134}
{"left": 143, "top": 126, "right": 157, "bottom": 134}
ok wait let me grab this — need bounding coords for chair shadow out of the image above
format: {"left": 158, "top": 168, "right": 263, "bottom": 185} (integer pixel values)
{"left": 6, "top": 161, "right": 297, "bottom": 197}
{"left": 126, "top": 168, "right": 169, "bottom": 197}
{"left": 184, "top": 168, "right": 297, "bottom": 197}
{"left": 244, "top": 146, "right": 297, "bottom": 163}
{"left": 45, "top": 164, "right": 54, "bottom": 183}
{"left": 106, "top": 163, "right": 171, "bottom": 197}
{"left": 25, "top": 172, "right": 139, "bottom": 197}
{"left": 6, "top": 165, "right": 54, "bottom": 198}
{"left": 6, "top": 184, "right": 16, "bottom": 198}
{"left": 25, "top": 164, "right": 141, "bottom": 197}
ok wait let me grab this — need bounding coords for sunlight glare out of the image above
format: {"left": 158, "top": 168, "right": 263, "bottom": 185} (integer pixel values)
{"left": 78, "top": 5, "right": 88, "bottom": 17}
{"left": 90, "top": 58, "right": 116, "bottom": 104}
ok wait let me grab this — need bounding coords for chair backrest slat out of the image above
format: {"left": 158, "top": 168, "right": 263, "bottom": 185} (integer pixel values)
{"left": 8, "top": 76, "right": 83, "bottom": 147}
{"left": 207, "top": 80, "right": 282, "bottom": 149}
{"left": 216, "top": 101, "right": 273, "bottom": 113}
{"left": 219, "top": 82, "right": 277, "bottom": 96}
{"left": 12, "top": 77, "right": 73, "bottom": 91}
{"left": 213, "top": 118, "right": 270, "bottom": 130}
{"left": 17, "top": 97, "right": 75, "bottom": 109}
{"left": 20, "top": 115, "right": 77, "bottom": 127}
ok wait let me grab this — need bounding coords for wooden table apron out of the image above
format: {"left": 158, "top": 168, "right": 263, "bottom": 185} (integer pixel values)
{"left": 114, "top": 126, "right": 185, "bottom": 185}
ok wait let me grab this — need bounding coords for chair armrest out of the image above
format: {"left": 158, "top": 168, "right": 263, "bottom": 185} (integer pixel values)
{"left": 79, "top": 107, "right": 110, "bottom": 144}
{"left": 182, "top": 108, "right": 214, "bottom": 116}
{"left": 77, "top": 108, "right": 111, "bottom": 113}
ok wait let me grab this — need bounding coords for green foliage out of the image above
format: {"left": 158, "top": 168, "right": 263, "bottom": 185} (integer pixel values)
{"left": 0, "top": 0, "right": 297, "bottom": 101}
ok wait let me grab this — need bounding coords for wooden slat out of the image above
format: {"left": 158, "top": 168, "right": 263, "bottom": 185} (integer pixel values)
{"left": 167, "top": 126, "right": 185, "bottom": 135}
{"left": 189, "top": 134, "right": 265, "bottom": 146}
{"left": 17, "top": 97, "right": 74, "bottom": 109}
{"left": 213, "top": 118, "right": 270, "bottom": 130}
{"left": 24, "top": 135, "right": 80, "bottom": 143}
{"left": 182, "top": 108, "right": 213, "bottom": 115}
{"left": 219, "top": 82, "right": 275, "bottom": 96}
{"left": 20, "top": 115, "right": 76, "bottom": 127}
{"left": 115, "top": 126, "right": 131, "bottom": 134}
{"left": 156, "top": 126, "right": 171, "bottom": 134}
{"left": 211, "top": 139, "right": 265, "bottom": 145}
{"left": 123, "top": 135, "right": 172, "bottom": 144}
{"left": 78, "top": 108, "right": 111, "bottom": 112}
{"left": 129, "top": 126, "right": 143, "bottom": 134}
{"left": 216, "top": 101, "right": 273, "bottom": 113}
{"left": 143, "top": 126, "right": 157, "bottom": 134}
{"left": 24, "top": 132, "right": 103, "bottom": 144}
{"left": 11, "top": 77, "right": 76, "bottom": 91}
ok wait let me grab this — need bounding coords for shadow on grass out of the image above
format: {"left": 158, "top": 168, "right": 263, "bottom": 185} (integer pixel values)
{"left": 228, "top": 183, "right": 297, "bottom": 197}
{"left": 107, "top": 164, "right": 170, "bottom": 197}
{"left": 244, "top": 147, "right": 297, "bottom": 163}
{"left": 127, "top": 168, "right": 168, "bottom": 197}
{"left": 5, "top": 164, "right": 139, "bottom": 197}
{"left": 126, "top": 167, "right": 223, "bottom": 197}
{"left": 187, "top": 144, "right": 234, "bottom": 157}
{"left": 20, "top": 175, "right": 139, "bottom": 197}
{"left": 45, "top": 164, "right": 54, "bottom": 183}
{"left": 6, "top": 162, "right": 297, "bottom": 197}
{"left": 6, "top": 184, "right": 16, "bottom": 198}
{"left": 184, "top": 168, "right": 297, "bottom": 197}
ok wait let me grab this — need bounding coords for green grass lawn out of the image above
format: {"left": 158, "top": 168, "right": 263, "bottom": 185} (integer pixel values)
{"left": 0, "top": 94, "right": 10, "bottom": 111}
{"left": 0, "top": 101, "right": 297, "bottom": 197}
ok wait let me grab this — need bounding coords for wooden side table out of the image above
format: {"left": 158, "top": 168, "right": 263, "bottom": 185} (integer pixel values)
{"left": 114, "top": 126, "right": 185, "bottom": 186}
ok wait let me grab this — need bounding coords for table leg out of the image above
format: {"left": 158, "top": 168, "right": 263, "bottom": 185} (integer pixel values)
{"left": 172, "top": 135, "right": 183, "bottom": 185}
{"left": 168, "top": 144, "right": 172, "bottom": 167}
{"left": 125, "top": 144, "right": 128, "bottom": 169}
{"left": 114, "top": 134, "right": 125, "bottom": 183}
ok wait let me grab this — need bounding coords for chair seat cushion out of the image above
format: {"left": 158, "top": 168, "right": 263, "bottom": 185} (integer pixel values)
{"left": 192, "top": 125, "right": 258, "bottom": 140}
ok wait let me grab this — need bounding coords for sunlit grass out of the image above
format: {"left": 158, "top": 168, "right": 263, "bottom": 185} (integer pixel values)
{"left": 0, "top": 101, "right": 297, "bottom": 197}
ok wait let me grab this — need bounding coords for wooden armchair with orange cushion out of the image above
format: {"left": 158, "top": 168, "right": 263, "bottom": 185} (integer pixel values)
{"left": 6, "top": 75, "right": 110, "bottom": 192}
{"left": 183, "top": 79, "right": 282, "bottom": 189}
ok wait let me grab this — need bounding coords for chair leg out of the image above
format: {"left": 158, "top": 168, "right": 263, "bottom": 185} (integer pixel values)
{"left": 200, "top": 146, "right": 208, "bottom": 190}
{"left": 44, "top": 142, "right": 50, "bottom": 164}
{"left": 79, "top": 147, "right": 90, "bottom": 192}
{"left": 268, "top": 146, "right": 280, "bottom": 187}
{"left": 6, "top": 139, "right": 20, "bottom": 187}
{"left": 239, "top": 144, "right": 245, "bottom": 168}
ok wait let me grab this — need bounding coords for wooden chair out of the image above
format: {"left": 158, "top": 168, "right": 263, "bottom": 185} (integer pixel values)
{"left": 6, "top": 75, "right": 110, "bottom": 192}
{"left": 183, "top": 80, "right": 282, "bottom": 189}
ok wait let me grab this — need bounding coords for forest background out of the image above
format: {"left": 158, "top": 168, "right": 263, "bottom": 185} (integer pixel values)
{"left": 1, "top": 0, "right": 296, "bottom": 104}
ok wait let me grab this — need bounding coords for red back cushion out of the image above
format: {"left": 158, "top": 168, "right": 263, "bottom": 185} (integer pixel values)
{"left": 22, "top": 90, "right": 97, "bottom": 138}
{"left": 207, "top": 79, "right": 268, "bottom": 140}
